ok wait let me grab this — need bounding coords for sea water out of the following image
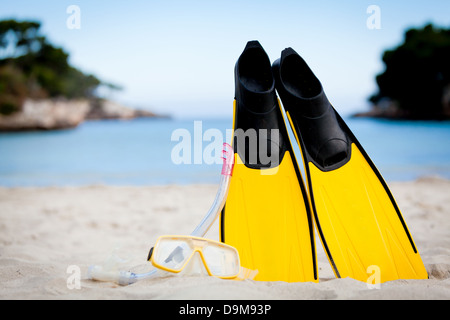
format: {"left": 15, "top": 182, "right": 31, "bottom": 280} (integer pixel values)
{"left": 0, "top": 117, "right": 449, "bottom": 187}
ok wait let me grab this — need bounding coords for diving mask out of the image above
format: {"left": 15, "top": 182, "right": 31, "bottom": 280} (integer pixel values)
{"left": 148, "top": 235, "right": 241, "bottom": 279}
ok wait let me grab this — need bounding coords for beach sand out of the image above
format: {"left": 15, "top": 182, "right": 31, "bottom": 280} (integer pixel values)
{"left": 0, "top": 177, "right": 449, "bottom": 300}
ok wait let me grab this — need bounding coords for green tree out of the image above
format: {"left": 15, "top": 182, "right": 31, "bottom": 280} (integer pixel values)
{"left": 0, "top": 19, "right": 43, "bottom": 58}
{"left": 0, "top": 64, "right": 27, "bottom": 114}
{"left": 370, "top": 24, "right": 450, "bottom": 119}
{"left": 0, "top": 19, "right": 120, "bottom": 115}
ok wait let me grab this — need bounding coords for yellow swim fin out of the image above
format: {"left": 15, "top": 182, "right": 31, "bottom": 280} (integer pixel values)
{"left": 272, "top": 47, "right": 428, "bottom": 283}
{"left": 220, "top": 41, "right": 318, "bottom": 282}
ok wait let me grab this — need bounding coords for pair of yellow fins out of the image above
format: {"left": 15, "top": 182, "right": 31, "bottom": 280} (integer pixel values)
{"left": 220, "top": 40, "right": 428, "bottom": 283}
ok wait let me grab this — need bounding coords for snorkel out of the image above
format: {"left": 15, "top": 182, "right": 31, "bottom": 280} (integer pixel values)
{"left": 88, "top": 143, "right": 235, "bottom": 285}
{"left": 191, "top": 142, "right": 234, "bottom": 237}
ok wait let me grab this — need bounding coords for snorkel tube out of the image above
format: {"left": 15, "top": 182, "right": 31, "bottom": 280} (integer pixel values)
{"left": 88, "top": 143, "right": 235, "bottom": 285}
{"left": 191, "top": 142, "right": 234, "bottom": 237}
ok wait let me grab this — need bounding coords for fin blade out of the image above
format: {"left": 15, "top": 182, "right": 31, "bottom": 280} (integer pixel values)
{"left": 223, "top": 152, "right": 317, "bottom": 282}
{"left": 310, "top": 144, "right": 427, "bottom": 282}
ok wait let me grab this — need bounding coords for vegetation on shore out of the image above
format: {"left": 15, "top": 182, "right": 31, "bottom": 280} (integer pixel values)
{"left": 0, "top": 19, "right": 161, "bottom": 131}
{"left": 362, "top": 24, "right": 450, "bottom": 120}
{"left": 0, "top": 19, "right": 121, "bottom": 116}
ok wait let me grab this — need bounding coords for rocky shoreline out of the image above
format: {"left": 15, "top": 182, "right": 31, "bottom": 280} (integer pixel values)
{"left": 354, "top": 92, "right": 450, "bottom": 121}
{"left": 352, "top": 107, "right": 450, "bottom": 121}
{"left": 0, "top": 98, "right": 163, "bottom": 132}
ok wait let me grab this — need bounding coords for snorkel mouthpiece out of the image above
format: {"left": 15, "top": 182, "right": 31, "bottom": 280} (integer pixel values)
{"left": 87, "top": 265, "right": 137, "bottom": 286}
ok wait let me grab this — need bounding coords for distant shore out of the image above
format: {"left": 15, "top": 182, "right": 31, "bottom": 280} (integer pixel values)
{"left": 352, "top": 101, "right": 450, "bottom": 121}
{"left": 0, "top": 98, "right": 168, "bottom": 132}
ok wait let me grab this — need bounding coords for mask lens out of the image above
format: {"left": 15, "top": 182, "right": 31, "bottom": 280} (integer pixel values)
{"left": 153, "top": 238, "right": 193, "bottom": 271}
{"left": 202, "top": 243, "right": 240, "bottom": 277}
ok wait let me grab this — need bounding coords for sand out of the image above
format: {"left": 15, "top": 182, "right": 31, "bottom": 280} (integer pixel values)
{"left": 0, "top": 177, "right": 449, "bottom": 300}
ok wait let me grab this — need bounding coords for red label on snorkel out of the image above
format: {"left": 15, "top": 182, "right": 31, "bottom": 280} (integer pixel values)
{"left": 221, "top": 143, "right": 234, "bottom": 176}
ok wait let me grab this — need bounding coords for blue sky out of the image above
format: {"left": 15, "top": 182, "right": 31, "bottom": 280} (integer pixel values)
{"left": 1, "top": 0, "right": 449, "bottom": 118}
